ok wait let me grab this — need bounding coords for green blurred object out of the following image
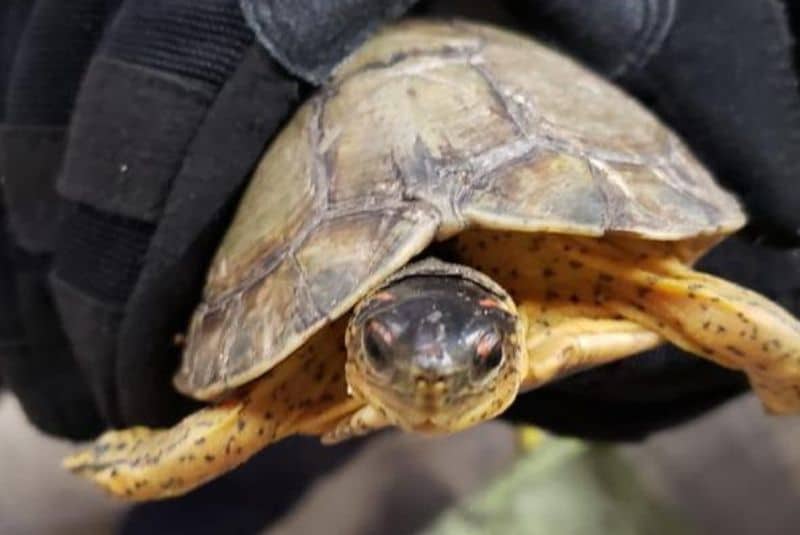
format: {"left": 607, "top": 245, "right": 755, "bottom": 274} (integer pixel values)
{"left": 423, "top": 435, "right": 697, "bottom": 535}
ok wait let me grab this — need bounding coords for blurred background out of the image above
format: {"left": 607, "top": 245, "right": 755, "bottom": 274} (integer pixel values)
{"left": 2, "top": 391, "right": 799, "bottom": 535}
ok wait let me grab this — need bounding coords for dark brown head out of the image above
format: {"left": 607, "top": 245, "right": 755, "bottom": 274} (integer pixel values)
{"left": 345, "top": 259, "right": 525, "bottom": 433}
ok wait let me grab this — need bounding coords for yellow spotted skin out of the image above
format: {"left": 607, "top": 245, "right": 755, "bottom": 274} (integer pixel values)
{"left": 63, "top": 319, "right": 363, "bottom": 501}
{"left": 453, "top": 230, "right": 800, "bottom": 412}
{"left": 65, "top": 230, "right": 800, "bottom": 501}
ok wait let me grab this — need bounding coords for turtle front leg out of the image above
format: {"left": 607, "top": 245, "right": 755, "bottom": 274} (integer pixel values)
{"left": 64, "top": 319, "right": 363, "bottom": 500}
{"left": 520, "top": 315, "right": 663, "bottom": 389}
{"left": 321, "top": 405, "right": 391, "bottom": 444}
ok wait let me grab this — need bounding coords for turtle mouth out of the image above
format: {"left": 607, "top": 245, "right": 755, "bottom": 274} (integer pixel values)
{"left": 354, "top": 373, "right": 488, "bottom": 431}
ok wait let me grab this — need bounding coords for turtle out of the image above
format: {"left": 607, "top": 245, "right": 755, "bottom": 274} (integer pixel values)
{"left": 64, "top": 19, "right": 800, "bottom": 501}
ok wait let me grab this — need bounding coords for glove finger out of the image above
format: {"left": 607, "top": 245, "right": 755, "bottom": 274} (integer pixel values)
{"left": 506, "top": 0, "right": 800, "bottom": 241}
{"left": 0, "top": 0, "right": 35, "bottom": 397}
{"left": 0, "top": 0, "right": 120, "bottom": 438}
{"left": 241, "top": 0, "right": 420, "bottom": 83}
{"left": 51, "top": 0, "right": 254, "bottom": 428}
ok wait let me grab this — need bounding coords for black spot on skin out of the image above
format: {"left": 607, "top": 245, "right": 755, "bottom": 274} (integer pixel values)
{"left": 569, "top": 294, "right": 580, "bottom": 304}
{"left": 542, "top": 268, "right": 555, "bottom": 278}
{"left": 116, "top": 442, "right": 127, "bottom": 451}
{"left": 597, "top": 273, "right": 614, "bottom": 283}
{"left": 478, "top": 240, "right": 487, "bottom": 250}
{"left": 264, "top": 411, "right": 274, "bottom": 420}
{"left": 110, "top": 469, "right": 118, "bottom": 478}
{"left": 702, "top": 321, "right": 711, "bottom": 330}
{"left": 568, "top": 260, "right": 583, "bottom": 269}
{"left": 194, "top": 438, "right": 206, "bottom": 445}
{"left": 716, "top": 325, "right": 727, "bottom": 334}
{"left": 205, "top": 454, "right": 215, "bottom": 462}
{"left": 726, "top": 345, "right": 745, "bottom": 357}
{"left": 237, "top": 420, "right": 246, "bottom": 432}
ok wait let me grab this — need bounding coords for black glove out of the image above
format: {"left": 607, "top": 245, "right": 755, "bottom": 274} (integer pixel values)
{"left": 492, "top": 0, "right": 800, "bottom": 440}
{"left": 0, "top": 0, "right": 417, "bottom": 440}
{"left": 2, "top": 0, "right": 799, "bottom": 446}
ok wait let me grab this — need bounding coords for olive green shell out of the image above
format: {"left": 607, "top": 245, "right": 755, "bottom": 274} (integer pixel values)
{"left": 175, "top": 19, "right": 745, "bottom": 399}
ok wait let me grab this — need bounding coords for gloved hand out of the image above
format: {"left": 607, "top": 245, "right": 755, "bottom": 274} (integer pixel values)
{"left": 492, "top": 0, "right": 800, "bottom": 439}
{"left": 1, "top": 0, "right": 799, "bottom": 447}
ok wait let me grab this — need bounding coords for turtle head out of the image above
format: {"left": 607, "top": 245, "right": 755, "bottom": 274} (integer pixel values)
{"left": 345, "top": 259, "right": 525, "bottom": 434}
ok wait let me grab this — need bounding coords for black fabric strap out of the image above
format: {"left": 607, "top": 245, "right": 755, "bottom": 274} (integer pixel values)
{"left": 117, "top": 45, "right": 300, "bottom": 425}
{"left": 0, "top": 0, "right": 120, "bottom": 438}
{"left": 5, "top": 0, "right": 120, "bottom": 126}
{"left": 49, "top": 0, "right": 259, "bottom": 427}
{"left": 57, "top": 58, "right": 216, "bottom": 222}
{"left": 240, "top": 0, "right": 420, "bottom": 83}
{"left": 104, "top": 0, "right": 253, "bottom": 87}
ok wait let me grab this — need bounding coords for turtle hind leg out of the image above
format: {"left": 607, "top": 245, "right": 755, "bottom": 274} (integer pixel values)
{"left": 64, "top": 319, "right": 363, "bottom": 500}
{"left": 521, "top": 316, "right": 662, "bottom": 389}
{"left": 453, "top": 229, "right": 800, "bottom": 413}
{"left": 558, "top": 236, "right": 800, "bottom": 413}
{"left": 612, "top": 266, "right": 800, "bottom": 413}
{"left": 452, "top": 230, "right": 664, "bottom": 389}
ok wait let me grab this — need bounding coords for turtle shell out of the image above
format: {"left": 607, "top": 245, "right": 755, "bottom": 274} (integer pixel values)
{"left": 175, "top": 19, "right": 745, "bottom": 399}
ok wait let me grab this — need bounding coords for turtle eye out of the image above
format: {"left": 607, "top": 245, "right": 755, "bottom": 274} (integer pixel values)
{"left": 472, "top": 330, "right": 504, "bottom": 378}
{"left": 362, "top": 320, "right": 393, "bottom": 372}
